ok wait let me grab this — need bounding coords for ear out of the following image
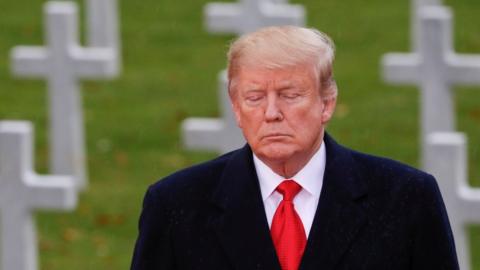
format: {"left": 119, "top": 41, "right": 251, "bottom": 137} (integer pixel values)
{"left": 321, "top": 96, "right": 337, "bottom": 124}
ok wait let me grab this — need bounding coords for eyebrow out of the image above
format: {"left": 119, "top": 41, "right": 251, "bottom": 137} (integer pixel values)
{"left": 243, "top": 90, "right": 264, "bottom": 96}
{"left": 242, "top": 83, "right": 264, "bottom": 92}
{"left": 277, "top": 85, "right": 296, "bottom": 91}
{"left": 277, "top": 82, "right": 305, "bottom": 92}
{"left": 241, "top": 79, "right": 304, "bottom": 92}
{"left": 276, "top": 79, "right": 305, "bottom": 88}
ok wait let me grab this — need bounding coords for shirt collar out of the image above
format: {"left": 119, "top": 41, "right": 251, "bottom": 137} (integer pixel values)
{"left": 254, "top": 140, "right": 326, "bottom": 201}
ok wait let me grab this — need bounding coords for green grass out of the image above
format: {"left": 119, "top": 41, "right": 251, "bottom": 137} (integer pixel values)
{"left": 0, "top": 0, "right": 479, "bottom": 269}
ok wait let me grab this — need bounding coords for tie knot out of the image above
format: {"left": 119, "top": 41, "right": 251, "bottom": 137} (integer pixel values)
{"left": 276, "top": 180, "right": 302, "bottom": 201}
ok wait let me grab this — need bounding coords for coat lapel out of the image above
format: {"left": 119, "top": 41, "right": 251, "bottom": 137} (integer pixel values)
{"left": 300, "top": 133, "right": 369, "bottom": 270}
{"left": 209, "top": 145, "right": 281, "bottom": 270}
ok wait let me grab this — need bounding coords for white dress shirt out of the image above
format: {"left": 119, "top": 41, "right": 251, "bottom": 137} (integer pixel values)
{"left": 253, "top": 141, "right": 326, "bottom": 238}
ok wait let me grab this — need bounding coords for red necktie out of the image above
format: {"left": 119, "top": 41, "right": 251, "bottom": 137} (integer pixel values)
{"left": 271, "top": 180, "right": 307, "bottom": 270}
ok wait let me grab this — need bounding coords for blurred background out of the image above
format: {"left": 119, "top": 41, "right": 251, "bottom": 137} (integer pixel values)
{"left": 0, "top": 0, "right": 479, "bottom": 268}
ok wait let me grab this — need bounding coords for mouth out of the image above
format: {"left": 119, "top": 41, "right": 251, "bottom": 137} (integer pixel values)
{"left": 262, "top": 133, "right": 291, "bottom": 139}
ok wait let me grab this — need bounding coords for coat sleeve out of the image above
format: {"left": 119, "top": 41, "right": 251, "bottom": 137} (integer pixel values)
{"left": 410, "top": 174, "right": 459, "bottom": 270}
{"left": 131, "top": 185, "right": 176, "bottom": 270}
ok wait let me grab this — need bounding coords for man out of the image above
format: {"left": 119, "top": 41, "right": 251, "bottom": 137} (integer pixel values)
{"left": 131, "top": 26, "right": 459, "bottom": 270}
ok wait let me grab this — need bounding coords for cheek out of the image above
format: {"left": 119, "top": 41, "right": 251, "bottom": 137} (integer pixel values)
{"left": 289, "top": 109, "right": 324, "bottom": 134}
{"left": 242, "top": 105, "right": 264, "bottom": 119}
{"left": 291, "top": 105, "right": 320, "bottom": 121}
{"left": 238, "top": 108, "right": 264, "bottom": 131}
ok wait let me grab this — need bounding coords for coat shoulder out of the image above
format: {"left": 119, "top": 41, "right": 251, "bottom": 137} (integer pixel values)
{"left": 335, "top": 145, "right": 441, "bottom": 206}
{"left": 349, "top": 148, "right": 434, "bottom": 187}
{"left": 146, "top": 149, "right": 238, "bottom": 204}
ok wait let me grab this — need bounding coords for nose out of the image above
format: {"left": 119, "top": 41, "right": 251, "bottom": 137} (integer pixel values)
{"left": 265, "top": 95, "right": 283, "bottom": 122}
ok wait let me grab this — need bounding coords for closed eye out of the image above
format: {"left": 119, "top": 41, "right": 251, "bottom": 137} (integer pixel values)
{"left": 282, "top": 93, "right": 300, "bottom": 99}
{"left": 280, "top": 90, "right": 304, "bottom": 102}
{"left": 246, "top": 95, "right": 263, "bottom": 101}
{"left": 244, "top": 94, "right": 265, "bottom": 105}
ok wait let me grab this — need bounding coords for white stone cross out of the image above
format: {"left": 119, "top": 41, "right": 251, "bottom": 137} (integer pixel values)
{"left": 381, "top": 6, "right": 480, "bottom": 167}
{"left": 0, "top": 121, "right": 77, "bottom": 270}
{"left": 425, "top": 132, "right": 480, "bottom": 270}
{"left": 181, "top": 71, "right": 245, "bottom": 153}
{"left": 204, "top": 0, "right": 305, "bottom": 35}
{"left": 10, "top": 1, "right": 119, "bottom": 190}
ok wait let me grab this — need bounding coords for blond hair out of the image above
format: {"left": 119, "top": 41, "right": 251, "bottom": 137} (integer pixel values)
{"left": 227, "top": 25, "right": 337, "bottom": 100}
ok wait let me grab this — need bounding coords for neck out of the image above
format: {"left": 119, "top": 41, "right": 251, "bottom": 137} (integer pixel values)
{"left": 270, "top": 161, "right": 306, "bottom": 179}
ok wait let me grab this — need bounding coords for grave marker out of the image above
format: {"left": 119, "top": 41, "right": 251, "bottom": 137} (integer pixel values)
{"left": 425, "top": 132, "right": 480, "bottom": 270}
{"left": 10, "top": 1, "right": 119, "bottom": 189}
{"left": 0, "top": 121, "right": 77, "bottom": 270}
{"left": 381, "top": 6, "right": 480, "bottom": 167}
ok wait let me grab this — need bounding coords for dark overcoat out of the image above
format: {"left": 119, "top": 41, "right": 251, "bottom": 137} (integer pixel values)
{"left": 131, "top": 134, "right": 459, "bottom": 270}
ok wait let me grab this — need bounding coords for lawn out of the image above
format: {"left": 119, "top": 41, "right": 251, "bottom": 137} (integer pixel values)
{"left": 0, "top": 0, "right": 479, "bottom": 269}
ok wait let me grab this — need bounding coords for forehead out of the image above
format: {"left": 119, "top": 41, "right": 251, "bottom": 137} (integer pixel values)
{"left": 232, "top": 65, "right": 318, "bottom": 90}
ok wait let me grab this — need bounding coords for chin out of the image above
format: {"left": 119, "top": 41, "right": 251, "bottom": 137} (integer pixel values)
{"left": 254, "top": 143, "right": 297, "bottom": 163}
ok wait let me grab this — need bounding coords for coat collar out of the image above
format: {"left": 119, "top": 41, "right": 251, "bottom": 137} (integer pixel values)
{"left": 300, "top": 133, "right": 368, "bottom": 270}
{"left": 209, "top": 133, "right": 368, "bottom": 270}
{"left": 209, "top": 144, "right": 280, "bottom": 270}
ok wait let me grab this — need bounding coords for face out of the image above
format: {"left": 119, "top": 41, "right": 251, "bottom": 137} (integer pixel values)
{"left": 230, "top": 64, "right": 336, "bottom": 165}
